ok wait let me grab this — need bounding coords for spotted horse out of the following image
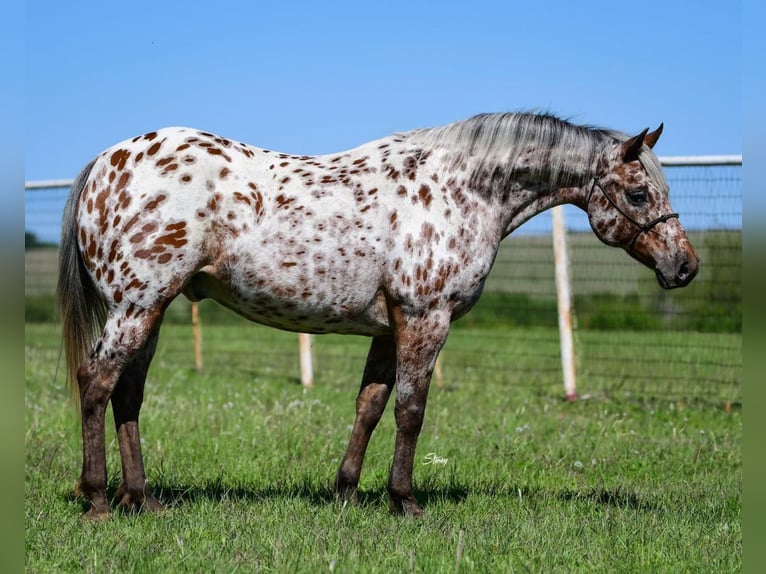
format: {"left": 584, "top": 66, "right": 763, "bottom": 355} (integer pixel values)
{"left": 57, "top": 111, "right": 699, "bottom": 519}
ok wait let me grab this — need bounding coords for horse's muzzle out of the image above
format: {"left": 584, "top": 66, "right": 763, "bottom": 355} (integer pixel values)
{"left": 655, "top": 255, "right": 699, "bottom": 289}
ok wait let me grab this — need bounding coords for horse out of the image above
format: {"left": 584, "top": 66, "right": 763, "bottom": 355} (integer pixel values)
{"left": 57, "top": 111, "right": 699, "bottom": 519}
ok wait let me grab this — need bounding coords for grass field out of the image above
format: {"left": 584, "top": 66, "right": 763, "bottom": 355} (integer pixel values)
{"left": 25, "top": 322, "right": 741, "bottom": 572}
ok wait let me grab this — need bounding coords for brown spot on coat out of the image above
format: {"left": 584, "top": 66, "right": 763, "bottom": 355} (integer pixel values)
{"left": 156, "top": 156, "right": 175, "bottom": 167}
{"left": 115, "top": 171, "right": 131, "bottom": 194}
{"left": 252, "top": 190, "right": 265, "bottom": 218}
{"left": 108, "top": 240, "right": 119, "bottom": 263}
{"left": 403, "top": 156, "right": 418, "bottom": 180}
{"left": 234, "top": 191, "right": 251, "bottom": 205}
{"left": 145, "top": 194, "right": 167, "bottom": 211}
{"left": 110, "top": 149, "right": 130, "bottom": 170}
{"left": 206, "top": 147, "right": 232, "bottom": 162}
{"left": 276, "top": 194, "right": 296, "bottom": 209}
{"left": 207, "top": 193, "right": 222, "bottom": 212}
{"left": 418, "top": 184, "right": 433, "bottom": 208}
{"left": 385, "top": 165, "right": 401, "bottom": 180}
{"left": 420, "top": 222, "right": 436, "bottom": 244}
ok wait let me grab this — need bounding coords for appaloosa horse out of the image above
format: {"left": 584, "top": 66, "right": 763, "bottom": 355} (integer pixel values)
{"left": 57, "top": 112, "right": 698, "bottom": 519}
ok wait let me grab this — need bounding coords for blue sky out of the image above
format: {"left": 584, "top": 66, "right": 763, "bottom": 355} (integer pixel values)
{"left": 25, "top": 0, "right": 741, "bottom": 181}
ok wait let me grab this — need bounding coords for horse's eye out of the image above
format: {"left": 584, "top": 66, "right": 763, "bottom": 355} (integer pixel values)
{"left": 627, "top": 189, "right": 648, "bottom": 205}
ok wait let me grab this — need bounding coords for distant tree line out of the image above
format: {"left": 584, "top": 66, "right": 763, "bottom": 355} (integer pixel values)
{"left": 25, "top": 231, "right": 56, "bottom": 249}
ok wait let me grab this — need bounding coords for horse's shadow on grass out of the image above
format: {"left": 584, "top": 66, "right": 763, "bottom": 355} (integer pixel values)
{"left": 68, "top": 478, "right": 660, "bottom": 515}
{"left": 557, "top": 486, "right": 662, "bottom": 512}
{"left": 148, "top": 480, "right": 472, "bottom": 512}
{"left": 156, "top": 481, "right": 342, "bottom": 508}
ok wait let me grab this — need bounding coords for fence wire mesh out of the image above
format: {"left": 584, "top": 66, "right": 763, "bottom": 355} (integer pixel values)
{"left": 25, "top": 162, "right": 741, "bottom": 404}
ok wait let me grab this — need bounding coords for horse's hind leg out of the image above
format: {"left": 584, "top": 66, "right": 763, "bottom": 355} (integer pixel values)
{"left": 335, "top": 334, "right": 397, "bottom": 504}
{"left": 111, "top": 321, "right": 163, "bottom": 513}
{"left": 75, "top": 306, "right": 163, "bottom": 520}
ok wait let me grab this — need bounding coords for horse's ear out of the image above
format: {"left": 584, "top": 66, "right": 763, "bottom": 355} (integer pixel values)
{"left": 644, "top": 123, "right": 664, "bottom": 149}
{"left": 621, "top": 128, "right": 649, "bottom": 162}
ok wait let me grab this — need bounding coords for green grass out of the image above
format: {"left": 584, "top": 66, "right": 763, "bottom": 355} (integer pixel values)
{"left": 26, "top": 323, "right": 741, "bottom": 572}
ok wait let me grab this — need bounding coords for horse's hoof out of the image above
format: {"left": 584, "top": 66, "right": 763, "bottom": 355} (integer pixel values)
{"left": 336, "top": 485, "right": 360, "bottom": 507}
{"left": 83, "top": 505, "right": 112, "bottom": 522}
{"left": 390, "top": 497, "right": 425, "bottom": 517}
{"left": 117, "top": 492, "right": 164, "bottom": 514}
{"left": 142, "top": 496, "right": 165, "bottom": 513}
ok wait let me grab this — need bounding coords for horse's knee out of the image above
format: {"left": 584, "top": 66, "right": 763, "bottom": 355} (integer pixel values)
{"left": 394, "top": 401, "right": 426, "bottom": 435}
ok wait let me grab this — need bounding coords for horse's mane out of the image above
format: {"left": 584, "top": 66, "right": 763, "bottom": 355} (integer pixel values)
{"left": 405, "top": 111, "right": 667, "bottom": 191}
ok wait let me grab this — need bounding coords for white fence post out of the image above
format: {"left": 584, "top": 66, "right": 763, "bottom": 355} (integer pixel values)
{"left": 551, "top": 205, "right": 577, "bottom": 401}
{"left": 299, "top": 333, "right": 314, "bottom": 388}
{"left": 191, "top": 302, "right": 203, "bottom": 372}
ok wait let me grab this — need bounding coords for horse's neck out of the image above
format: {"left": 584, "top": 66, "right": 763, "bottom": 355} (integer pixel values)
{"left": 458, "top": 151, "right": 594, "bottom": 238}
{"left": 499, "top": 183, "right": 588, "bottom": 237}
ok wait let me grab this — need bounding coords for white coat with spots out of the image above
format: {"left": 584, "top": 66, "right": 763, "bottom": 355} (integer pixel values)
{"left": 57, "top": 112, "right": 699, "bottom": 518}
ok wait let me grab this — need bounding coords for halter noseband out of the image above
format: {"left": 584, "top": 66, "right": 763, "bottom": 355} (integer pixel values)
{"left": 587, "top": 178, "right": 679, "bottom": 254}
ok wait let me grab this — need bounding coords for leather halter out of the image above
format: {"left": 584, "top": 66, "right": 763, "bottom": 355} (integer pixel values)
{"left": 587, "top": 178, "right": 679, "bottom": 254}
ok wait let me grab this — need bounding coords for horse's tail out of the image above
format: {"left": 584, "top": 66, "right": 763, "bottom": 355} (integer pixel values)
{"left": 56, "top": 159, "right": 107, "bottom": 407}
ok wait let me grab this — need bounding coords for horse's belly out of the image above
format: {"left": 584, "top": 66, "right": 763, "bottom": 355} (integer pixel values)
{"left": 234, "top": 292, "right": 391, "bottom": 336}
{"left": 185, "top": 267, "right": 391, "bottom": 336}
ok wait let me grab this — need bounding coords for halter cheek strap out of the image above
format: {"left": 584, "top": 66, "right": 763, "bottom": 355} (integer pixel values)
{"left": 587, "top": 178, "right": 679, "bottom": 253}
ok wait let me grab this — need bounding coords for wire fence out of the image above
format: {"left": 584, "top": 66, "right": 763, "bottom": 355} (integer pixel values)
{"left": 25, "top": 160, "right": 742, "bottom": 404}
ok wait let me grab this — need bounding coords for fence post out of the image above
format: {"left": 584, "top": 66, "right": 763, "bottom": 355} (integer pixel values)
{"left": 299, "top": 333, "right": 314, "bottom": 388}
{"left": 551, "top": 206, "right": 577, "bottom": 401}
{"left": 191, "top": 302, "right": 203, "bottom": 372}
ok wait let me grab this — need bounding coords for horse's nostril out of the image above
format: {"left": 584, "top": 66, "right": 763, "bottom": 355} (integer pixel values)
{"left": 676, "top": 260, "right": 693, "bottom": 284}
{"left": 678, "top": 261, "right": 689, "bottom": 279}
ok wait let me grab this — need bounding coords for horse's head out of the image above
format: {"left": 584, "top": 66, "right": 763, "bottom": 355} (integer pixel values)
{"left": 587, "top": 125, "right": 699, "bottom": 289}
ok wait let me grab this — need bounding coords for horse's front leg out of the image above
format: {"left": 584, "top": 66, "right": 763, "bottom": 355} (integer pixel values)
{"left": 387, "top": 308, "right": 450, "bottom": 517}
{"left": 336, "top": 335, "right": 397, "bottom": 504}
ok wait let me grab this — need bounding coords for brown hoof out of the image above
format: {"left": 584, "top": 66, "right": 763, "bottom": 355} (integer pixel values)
{"left": 336, "top": 484, "right": 360, "bottom": 507}
{"left": 117, "top": 491, "right": 164, "bottom": 514}
{"left": 83, "top": 504, "right": 112, "bottom": 522}
{"left": 390, "top": 497, "right": 425, "bottom": 517}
